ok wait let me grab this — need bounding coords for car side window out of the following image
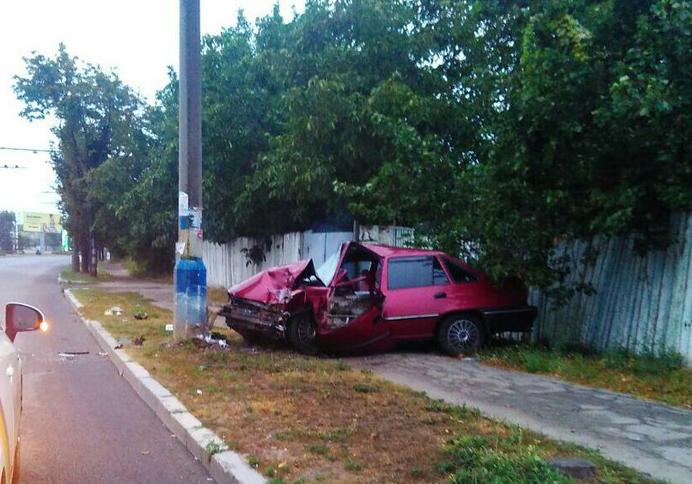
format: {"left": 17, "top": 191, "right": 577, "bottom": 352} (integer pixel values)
{"left": 388, "top": 256, "right": 449, "bottom": 289}
{"left": 442, "top": 257, "right": 477, "bottom": 283}
{"left": 432, "top": 257, "right": 449, "bottom": 285}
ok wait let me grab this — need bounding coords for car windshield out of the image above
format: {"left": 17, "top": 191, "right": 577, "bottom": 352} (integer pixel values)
{"left": 316, "top": 250, "right": 340, "bottom": 285}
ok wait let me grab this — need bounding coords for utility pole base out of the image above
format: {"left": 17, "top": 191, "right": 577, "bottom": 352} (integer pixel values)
{"left": 174, "top": 257, "right": 207, "bottom": 339}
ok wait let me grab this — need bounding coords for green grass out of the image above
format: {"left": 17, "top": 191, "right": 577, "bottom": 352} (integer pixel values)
{"left": 439, "top": 435, "right": 570, "bottom": 483}
{"left": 60, "top": 266, "right": 112, "bottom": 283}
{"left": 481, "top": 342, "right": 692, "bottom": 408}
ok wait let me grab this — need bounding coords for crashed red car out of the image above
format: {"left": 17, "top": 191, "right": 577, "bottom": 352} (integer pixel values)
{"left": 220, "top": 242, "right": 537, "bottom": 355}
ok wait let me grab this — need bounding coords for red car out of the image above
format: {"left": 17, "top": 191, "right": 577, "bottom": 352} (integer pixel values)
{"left": 221, "top": 242, "right": 536, "bottom": 355}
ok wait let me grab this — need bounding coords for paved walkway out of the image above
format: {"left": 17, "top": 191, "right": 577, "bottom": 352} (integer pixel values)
{"left": 347, "top": 352, "right": 692, "bottom": 483}
{"left": 95, "top": 263, "right": 176, "bottom": 311}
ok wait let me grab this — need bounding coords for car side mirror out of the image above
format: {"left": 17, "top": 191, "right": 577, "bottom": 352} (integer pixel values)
{"left": 5, "top": 303, "right": 47, "bottom": 342}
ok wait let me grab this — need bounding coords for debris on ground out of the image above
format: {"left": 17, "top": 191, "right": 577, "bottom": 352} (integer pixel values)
{"left": 164, "top": 323, "right": 174, "bottom": 332}
{"left": 134, "top": 335, "right": 146, "bottom": 346}
{"left": 104, "top": 306, "right": 124, "bottom": 316}
{"left": 115, "top": 337, "right": 131, "bottom": 349}
{"left": 195, "top": 332, "right": 230, "bottom": 350}
{"left": 59, "top": 351, "right": 90, "bottom": 356}
{"left": 196, "top": 389, "right": 203, "bottom": 395}
{"left": 133, "top": 305, "right": 149, "bottom": 320}
{"left": 98, "top": 352, "right": 108, "bottom": 357}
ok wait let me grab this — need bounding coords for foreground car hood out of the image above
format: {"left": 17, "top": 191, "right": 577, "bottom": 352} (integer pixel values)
{"left": 229, "top": 260, "right": 318, "bottom": 305}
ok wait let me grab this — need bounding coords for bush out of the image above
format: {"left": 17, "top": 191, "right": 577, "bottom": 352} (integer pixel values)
{"left": 603, "top": 348, "right": 683, "bottom": 375}
{"left": 441, "top": 436, "right": 570, "bottom": 484}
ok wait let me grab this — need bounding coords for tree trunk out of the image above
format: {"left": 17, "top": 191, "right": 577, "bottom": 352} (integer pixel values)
{"left": 71, "top": 246, "right": 80, "bottom": 272}
{"left": 89, "top": 234, "right": 98, "bottom": 278}
{"left": 80, "top": 234, "right": 91, "bottom": 274}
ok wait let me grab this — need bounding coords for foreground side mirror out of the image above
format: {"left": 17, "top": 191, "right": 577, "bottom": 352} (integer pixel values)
{"left": 5, "top": 303, "right": 47, "bottom": 342}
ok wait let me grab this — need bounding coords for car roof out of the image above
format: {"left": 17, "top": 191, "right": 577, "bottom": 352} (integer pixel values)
{"left": 356, "top": 242, "right": 445, "bottom": 258}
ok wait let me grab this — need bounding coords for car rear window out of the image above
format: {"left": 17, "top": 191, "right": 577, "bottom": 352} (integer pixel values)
{"left": 388, "top": 256, "right": 449, "bottom": 289}
{"left": 442, "top": 257, "right": 477, "bottom": 283}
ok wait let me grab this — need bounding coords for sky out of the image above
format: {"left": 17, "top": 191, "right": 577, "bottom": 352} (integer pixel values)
{"left": 0, "top": 0, "right": 303, "bottom": 215}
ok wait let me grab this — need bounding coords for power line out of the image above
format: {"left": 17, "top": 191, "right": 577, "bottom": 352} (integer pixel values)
{"left": 0, "top": 146, "right": 51, "bottom": 153}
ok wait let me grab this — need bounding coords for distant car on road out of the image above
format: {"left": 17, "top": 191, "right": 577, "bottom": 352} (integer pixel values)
{"left": 1, "top": 303, "right": 47, "bottom": 483}
{"left": 221, "top": 242, "right": 537, "bottom": 355}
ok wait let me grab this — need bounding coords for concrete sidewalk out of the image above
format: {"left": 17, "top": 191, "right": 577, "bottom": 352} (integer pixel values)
{"left": 94, "top": 263, "right": 175, "bottom": 311}
{"left": 348, "top": 352, "right": 692, "bottom": 483}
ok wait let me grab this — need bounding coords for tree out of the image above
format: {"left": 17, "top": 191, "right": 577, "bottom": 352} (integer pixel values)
{"left": 14, "top": 44, "right": 148, "bottom": 275}
{"left": 14, "top": 1, "right": 689, "bottom": 300}
{"left": 0, "top": 212, "right": 15, "bottom": 253}
{"left": 339, "top": 0, "right": 692, "bottom": 300}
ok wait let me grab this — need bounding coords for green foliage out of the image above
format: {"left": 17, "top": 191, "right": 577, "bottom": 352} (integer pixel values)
{"left": 439, "top": 435, "right": 571, "bottom": 483}
{"left": 603, "top": 347, "right": 684, "bottom": 375}
{"left": 14, "top": 44, "right": 149, "bottom": 274}
{"left": 15, "top": 1, "right": 691, "bottom": 292}
{"left": 481, "top": 342, "right": 691, "bottom": 407}
{"left": 0, "top": 211, "right": 15, "bottom": 252}
{"left": 348, "top": 0, "right": 692, "bottom": 300}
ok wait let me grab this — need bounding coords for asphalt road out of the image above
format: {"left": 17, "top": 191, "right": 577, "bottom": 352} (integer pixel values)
{"left": 0, "top": 255, "right": 211, "bottom": 483}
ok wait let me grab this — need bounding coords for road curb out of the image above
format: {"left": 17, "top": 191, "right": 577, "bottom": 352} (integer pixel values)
{"left": 64, "top": 288, "right": 265, "bottom": 484}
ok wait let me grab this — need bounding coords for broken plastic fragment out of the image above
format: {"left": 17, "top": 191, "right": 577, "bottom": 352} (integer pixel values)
{"left": 104, "top": 306, "right": 124, "bottom": 316}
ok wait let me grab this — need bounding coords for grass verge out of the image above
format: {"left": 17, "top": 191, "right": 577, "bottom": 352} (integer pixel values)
{"left": 480, "top": 342, "right": 692, "bottom": 409}
{"left": 73, "top": 288, "right": 656, "bottom": 484}
{"left": 60, "top": 265, "right": 112, "bottom": 283}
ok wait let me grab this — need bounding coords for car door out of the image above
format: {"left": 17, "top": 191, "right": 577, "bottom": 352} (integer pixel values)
{"left": 383, "top": 255, "right": 451, "bottom": 339}
{"left": 316, "top": 243, "right": 388, "bottom": 349}
{"left": 0, "top": 331, "right": 19, "bottom": 475}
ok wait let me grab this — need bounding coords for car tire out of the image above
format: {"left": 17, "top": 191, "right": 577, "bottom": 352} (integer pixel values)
{"left": 286, "top": 313, "right": 318, "bottom": 355}
{"left": 437, "top": 313, "right": 484, "bottom": 356}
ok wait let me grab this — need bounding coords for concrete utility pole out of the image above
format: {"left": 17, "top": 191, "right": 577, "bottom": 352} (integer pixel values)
{"left": 175, "top": 0, "right": 207, "bottom": 339}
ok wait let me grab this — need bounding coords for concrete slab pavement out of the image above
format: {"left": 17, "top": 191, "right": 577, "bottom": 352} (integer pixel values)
{"left": 348, "top": 352, "right": 692, "bottom": 483}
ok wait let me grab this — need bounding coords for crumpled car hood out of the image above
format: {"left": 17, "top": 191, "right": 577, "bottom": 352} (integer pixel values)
{"left": 228, "top": 260, "right": 318, "bottom": 305}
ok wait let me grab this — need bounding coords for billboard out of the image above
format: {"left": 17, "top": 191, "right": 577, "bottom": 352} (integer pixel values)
{"left": 22, "top": 212, "right": 62, "bottom": 233}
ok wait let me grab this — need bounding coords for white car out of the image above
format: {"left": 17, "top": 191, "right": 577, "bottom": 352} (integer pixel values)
{"left": 0, "top": 303, "right": 46, "bottom": 483}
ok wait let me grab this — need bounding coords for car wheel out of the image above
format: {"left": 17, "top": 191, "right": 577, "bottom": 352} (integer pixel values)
{"left": 437, "top": 314, "right": 484, "bottom": 356}
{"left": 286, "top": 313, "right": 318, "bottom": 355}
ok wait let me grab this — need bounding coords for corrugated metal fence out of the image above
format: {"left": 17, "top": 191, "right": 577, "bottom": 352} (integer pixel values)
{"left": 530, "top": 213, "right": 692, "bottom": 365}
{"left": 202, "top": 218, "right": 691, "bottom": 364}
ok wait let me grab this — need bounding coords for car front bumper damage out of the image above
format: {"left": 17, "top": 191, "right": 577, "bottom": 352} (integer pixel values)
{"left": 220, "top": 297, "right": 289, "bottom": 338}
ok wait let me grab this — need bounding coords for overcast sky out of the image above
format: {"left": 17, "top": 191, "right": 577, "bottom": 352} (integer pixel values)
{"left": 0, "top": 0, "right": 302, "bottom": 215}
